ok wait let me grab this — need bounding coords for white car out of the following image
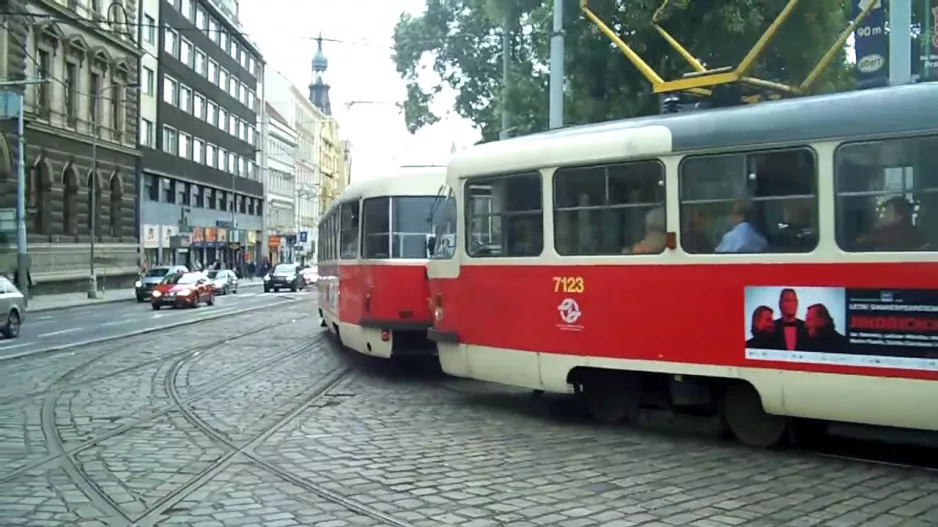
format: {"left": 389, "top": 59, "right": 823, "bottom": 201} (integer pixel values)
{"left": 300, "top": 267, "right": 319, "bottom": 286}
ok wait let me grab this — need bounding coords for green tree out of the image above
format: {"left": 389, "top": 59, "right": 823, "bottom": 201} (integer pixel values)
{"left": 392, "top": 0, "right": 855, "bottom": 142}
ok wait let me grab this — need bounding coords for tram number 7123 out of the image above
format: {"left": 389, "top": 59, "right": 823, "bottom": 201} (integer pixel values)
{"left": 553, "top": 276, "right": 585, "bottom": 294}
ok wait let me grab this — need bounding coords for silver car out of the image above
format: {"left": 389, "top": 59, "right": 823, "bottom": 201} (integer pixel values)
{"left": 135, "top": 265, "right": 188, "bottom": 302}
{"left": 207, "top": 269, "right": 238, "bottom": 295}
{"left": 0, "top": 275, "right": 26, "bottom": 338}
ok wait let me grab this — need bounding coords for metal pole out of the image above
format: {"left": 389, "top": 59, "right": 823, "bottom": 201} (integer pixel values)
{"left": 15, "top": 94, "right": 28, "bottom": 302}
{"left": 548, "top": 0, "right": 564, "bottom": 129}
{"left": 499, "top": 20, "right": 511, "bottom": 140}
{"left": 888, "top": 0, "right": 912, "bottom": 85}
{"left": 88, "top": 104, "right": 98, "bottom": 299}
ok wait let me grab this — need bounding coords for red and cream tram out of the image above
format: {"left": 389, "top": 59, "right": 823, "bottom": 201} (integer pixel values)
{"left": 318, "top": 166, "right": 447, "bottom": 358}
{"left": 427, "top": 83, "right": 938, "bottom": 447}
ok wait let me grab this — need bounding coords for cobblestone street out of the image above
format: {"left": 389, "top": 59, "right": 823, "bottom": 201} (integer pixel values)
{"left": 1, "top": 298, "right": 938, "bottom": 527}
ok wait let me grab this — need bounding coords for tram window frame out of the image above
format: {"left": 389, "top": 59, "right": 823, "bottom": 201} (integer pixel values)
{"left": 362, "top": 197, "right": 391, "bottom": 259}
{"left": 834, "top": 135, "right": 937, "bottom": 253}
{"left": 464, "top": 172, "right": 543, "bottom": 258}
{"left": 339, "top": 201, "right": 360, "bottom": 260}
{"left": 429, "top": 186, "right": 457, "bottom": 260}
{"left": 391, "top": 196, "right": 436, "bottom": 258}
{"left": 678, "top": 147, "right": 819, "bottom": 255}
{"left": 553, "top": 159, "right": 666, "bottom": 256}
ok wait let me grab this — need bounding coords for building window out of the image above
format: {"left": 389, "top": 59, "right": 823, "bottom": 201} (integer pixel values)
{"left": 176, "top": 179, "right": 186, "bottom": 205}
{"left": 239, "top": 83, "right": 248, "bottom": 105}
{"left": 218, "top": 108, "right": 227, "bottom": 131}
{"left": 217, "top": 147, "right": 226, "bottom": 169}
{"left": 162, "top": 125, "right": 178, "bottom": 154}
{"left": 466, "top": 173, "right": 543, "bottom": 257}
{"left": 238, "top": 195, "right": 245, "bottom": 213}
{"left": 180, "top": 182, "right": 191, "bottom": 206}
{"left": 162, "top": 178, "right": 174, "bottom": 203}
{"left": 554, "top": 160, "right": 665, "bottom": 255}
{"left": 89, "top": 71, "right": 101, "bottom": 125}
{"left": 241, "top": 51, "right": 248, "bottom": 69}
{"left": 238, "top": 157, "right": 245, "bottom": 176}
{"left": 193, "top": 93, "right": 204, "bottom": 119}
{"left": 248, "top": 57, "right": 256, "bottom": 75}
{"left": 247, "top": 127, "right": 254, "bottom": 145}
{"left": 248, "top": 92, "right": 256, "bottom": 111}
{"left": 206, "top": 144, "right": 216, "bottom": 167}
{"left": 180, "top": 0, "right": 191, "bottom": 19}
{"left": 228, "top": 152, "right": 236, "bottom": 173}
{"left": 195, "top": 7, "right": 206, "bottom": 30}
{"left": 227, "top": 76, "right": 236, "bottom": 97}
{"left": 193, "top": 138, "right": 204, "bottom": 163}
{"left": 219, "top": 69, "right": 228, "bottom": 90}
{"left": 220, "top": 31, "right": 228, "bottom": 52}
{"left": 238, "top": 120, "right": 246, "bottom": 141}
{"left": 218, "top": 190, "right": 226, "bottom": 211}
{"left": 180, "top": 85, "right": 191, "bottom": 112}
{"left": 191, "top": 185, "right": 200, "bottom": 207}
{"left": 247, "top": 199, "right": 254, "bottom": 215}
{"left": 179, "top": 38, "right": 193, "bottom": 67}
{"left": 163, "top": 27, "right": 178, "bottom": 56}
{"left": 179, "top": 132, "right": 191, "bottom": 159}
{"left": 231, "top": 41, "right": 239, "bottom": 61}
{"left": 143, "top": 15, "right": 156, "bottom": 43}
{"left": 679, "top": 149, "right": 817, "bottom": 254}
{"left": 207, "top": 59, "right": 217, "bottom": 83}
{"left": 228, "top": 114, "right": 236, "bottom": 136}
{"left": 194, "top": 50, "right": 205, "bottom": 75}
{"left": 208, "top": 18, "right": 218, "bottom": 41}
{"left": 207, "top": 101, "right": 217, "bottom": 126}
{"left": 36, "top": 49, "right": 51, "bottom": 115}
{"left": 206, "top": 188, "right": 215, "bottom": 209}
{"left": 139, "top": 118, "right": 153, "bottom": 147}
{"left": 145, "top": 174, "right": 159, "bottom": 201}
{"left": 835, "top": 136, "right": 937, "bottom": 252}
{"left": 143, "top": 66, "right": 155, "bottom": 95}
{"left": 110, "top": 81, "right": 123, "bottom": 138}
{"left": 163, "top": 76, "right": 177, "bottom": 105}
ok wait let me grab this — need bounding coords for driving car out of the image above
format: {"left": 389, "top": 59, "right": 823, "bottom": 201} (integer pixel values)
{"left": 299, "top": 266, "right": 319, "bottom": 287}
{"left": 0, "top": 275, "right": 25, "bottom": 338}
{"left": 135, "top": 265, "right": 188, "bottom": 302}
{"left": 207, "top": 269, "right": 238, "bottom": 295}
{"left": 151, "top": 271, "right": 216, "bottom": 310}
{"left": 263, "top": 263, "right": 302, "bottom": 292}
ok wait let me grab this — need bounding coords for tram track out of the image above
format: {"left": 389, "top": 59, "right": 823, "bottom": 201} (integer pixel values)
{"left": 1, "top": 329, "right": 325, "bottom": 485}
{"left": 132, "top": 351, "right": 421, "bottom": 527}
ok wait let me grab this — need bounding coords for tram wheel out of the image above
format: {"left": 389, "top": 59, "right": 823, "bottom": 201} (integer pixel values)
{"left": 583, "top": 380, "right": 638, "bottom": 424}
{"left": 723, "top": 382, "right": 788, "bottom": 448}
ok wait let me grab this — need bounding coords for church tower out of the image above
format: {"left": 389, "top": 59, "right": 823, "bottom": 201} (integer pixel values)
{"left": 308, "top": 33, "right": 332, "bottom": 115}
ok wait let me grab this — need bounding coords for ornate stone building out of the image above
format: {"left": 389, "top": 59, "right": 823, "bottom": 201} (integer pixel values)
{"left": 0, "top": 0, "right": 142, "bottom": 292}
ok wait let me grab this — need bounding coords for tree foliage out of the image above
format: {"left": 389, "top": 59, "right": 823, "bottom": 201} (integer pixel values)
{"left": 392, "top": 0, "right": 855, "bottom": 142}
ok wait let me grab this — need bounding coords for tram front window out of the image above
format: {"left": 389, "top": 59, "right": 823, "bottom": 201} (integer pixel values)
{"left": 429, "top": 187, "right": 457, "bottom": 259}
{"left": 392, "top": 196, "right": 436, "bottom": 258}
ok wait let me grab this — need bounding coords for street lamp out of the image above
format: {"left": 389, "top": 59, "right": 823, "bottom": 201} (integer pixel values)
{"left": 88, "top": 81, "right": 139, "bottom": 299}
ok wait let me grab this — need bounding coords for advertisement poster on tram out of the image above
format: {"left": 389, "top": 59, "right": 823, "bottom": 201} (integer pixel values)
{"left": 744, "top": 286, "right": 938, "bottom": 370}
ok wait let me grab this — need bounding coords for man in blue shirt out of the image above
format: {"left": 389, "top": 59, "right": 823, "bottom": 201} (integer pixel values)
{"left": 716, "top": 199, "right": 767, "bottom": 253}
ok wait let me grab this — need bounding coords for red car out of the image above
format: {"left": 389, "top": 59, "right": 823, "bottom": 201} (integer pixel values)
{"left": 151, "top": 271, "right": 216, "bottom": 310}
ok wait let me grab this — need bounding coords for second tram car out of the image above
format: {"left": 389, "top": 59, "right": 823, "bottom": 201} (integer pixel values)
{"left": 318, "top": 166, "right": 447, "bottom": 358}
{"left": 427, "top": 83, "right": 938, "bottom": 447}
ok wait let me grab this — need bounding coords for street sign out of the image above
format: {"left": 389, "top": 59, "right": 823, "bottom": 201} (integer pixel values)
{"left": 853, "top": 0, "right": 888, "bottom": 88}
{"left": 0, "top": 92, "right": 22, "bottom": 119}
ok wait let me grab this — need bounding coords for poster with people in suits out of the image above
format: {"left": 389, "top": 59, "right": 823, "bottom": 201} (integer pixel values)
{"left": 744, "top": 286, "right": 938, "bottom": 371}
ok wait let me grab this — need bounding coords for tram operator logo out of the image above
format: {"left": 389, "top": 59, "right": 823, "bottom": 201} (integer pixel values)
{"left": 557, "top": 298, "right": 584, "bottom": 331}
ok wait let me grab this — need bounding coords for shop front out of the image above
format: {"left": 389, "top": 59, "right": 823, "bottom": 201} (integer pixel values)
{"left": 190, "top": 227, "right": 205, "bottom": 268}
{"left": 268, "top": 235, "right": 281, "bottom": 265}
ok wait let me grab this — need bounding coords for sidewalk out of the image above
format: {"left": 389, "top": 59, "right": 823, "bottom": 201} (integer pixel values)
{"left": 26, "top": 280, "right": 264, "bottom": 313}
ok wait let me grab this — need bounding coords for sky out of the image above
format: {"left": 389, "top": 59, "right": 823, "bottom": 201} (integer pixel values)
{"left": 238, "top": 0, "right": 481, "bottom": 183}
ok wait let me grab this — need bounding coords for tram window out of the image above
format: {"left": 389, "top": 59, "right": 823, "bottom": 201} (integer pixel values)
{"left": 430, "top": 187, "right": 457, "bottom": 260}
{"left": 339, "top": 202, "right": 360, "bottom": 259}
{"left": 679, "top": 148, "right": 818, "bottom": 254}
{"left": 465, "top": 173, "right": 542, "bottom": 257}
{"left": 362, "top": 197, "right": 390, "bottom": 259}
{"left": 392, "top": 196, "right": 435, "bottom": 258}
{"left": 835, "top": 136, "right": 937, "bottom": 252}
{"left": 554, "top": 160, "right": 665, "bottom": 255}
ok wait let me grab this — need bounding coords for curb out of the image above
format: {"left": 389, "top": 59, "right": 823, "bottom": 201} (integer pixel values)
{"left": 26, "top": 282, "right": 268, "bottom": 314}
{"left": 1, "top": 297, "right": 295, "bottom": 362}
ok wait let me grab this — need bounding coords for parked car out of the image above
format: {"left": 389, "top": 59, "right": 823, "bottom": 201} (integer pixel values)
{"left": 135, "top": 265, "right": 188, "bottom": 302}
{"left": 300, "top": 266, "right": 319, "bottom": 286}
{"left": 263, "top": 263, "right": 302, "bottom": 292}
{"left": 151, "top": 272, "right": 216, "bottom": 310}
{"left": 207, "top": 269, "right": 238, "bottom": 295}
{"left": 0, "top": 275, "right": 25, "bottom": 338}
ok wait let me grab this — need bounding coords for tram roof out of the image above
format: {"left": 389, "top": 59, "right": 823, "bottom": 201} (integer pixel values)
{"left": 321, "top": 165, "right": 447, "bottom": 219}
{"left": 450, "top": 82, "right": 938, "bottom": 178}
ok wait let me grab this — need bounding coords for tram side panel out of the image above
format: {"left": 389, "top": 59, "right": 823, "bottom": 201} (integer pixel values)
{"left": 442, "top": 261, "right": 938, "bottom": 432}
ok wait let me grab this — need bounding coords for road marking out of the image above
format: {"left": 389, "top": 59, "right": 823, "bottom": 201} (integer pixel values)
{"left": 0, "top": 341, "right": 32, "bottom": 350}
{"left": 37, "top": 328, "right": 83, "bottom": 338}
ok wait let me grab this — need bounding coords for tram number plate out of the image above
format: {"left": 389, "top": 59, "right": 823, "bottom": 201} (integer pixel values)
{"left": 553, "top": 276, "right": 585, "bottom": 294}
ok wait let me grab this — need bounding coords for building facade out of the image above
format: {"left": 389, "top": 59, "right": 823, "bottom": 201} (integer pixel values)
{"left": 318, "top": 116, "right": 341, "bottom": 213}
{"left": 339, "top": 138, "right": 352, "bottom": 191}
{"left": 259, "top": 97, "right": 297, "bottom": 265}
{"left": 292, "top": 84, "right": 325, "bottom": 263}
{"left": 137, "top": 0, "right": 265, "bottom": 271}
{"left": 0, "top": 0, "right": 143, "bottom": 293}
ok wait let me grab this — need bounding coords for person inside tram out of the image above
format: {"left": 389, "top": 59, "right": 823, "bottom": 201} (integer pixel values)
{"left": 853, "top": 196, "right": 927, "bottom": 251}
{"left": 680, "top": 209, "right": 713, "bottom": 253}
{"left": 715, "top": 199, "right": 767, "bottom": 253}
{"left": 629, "top": 206, "right": 667, "bottom": 254}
